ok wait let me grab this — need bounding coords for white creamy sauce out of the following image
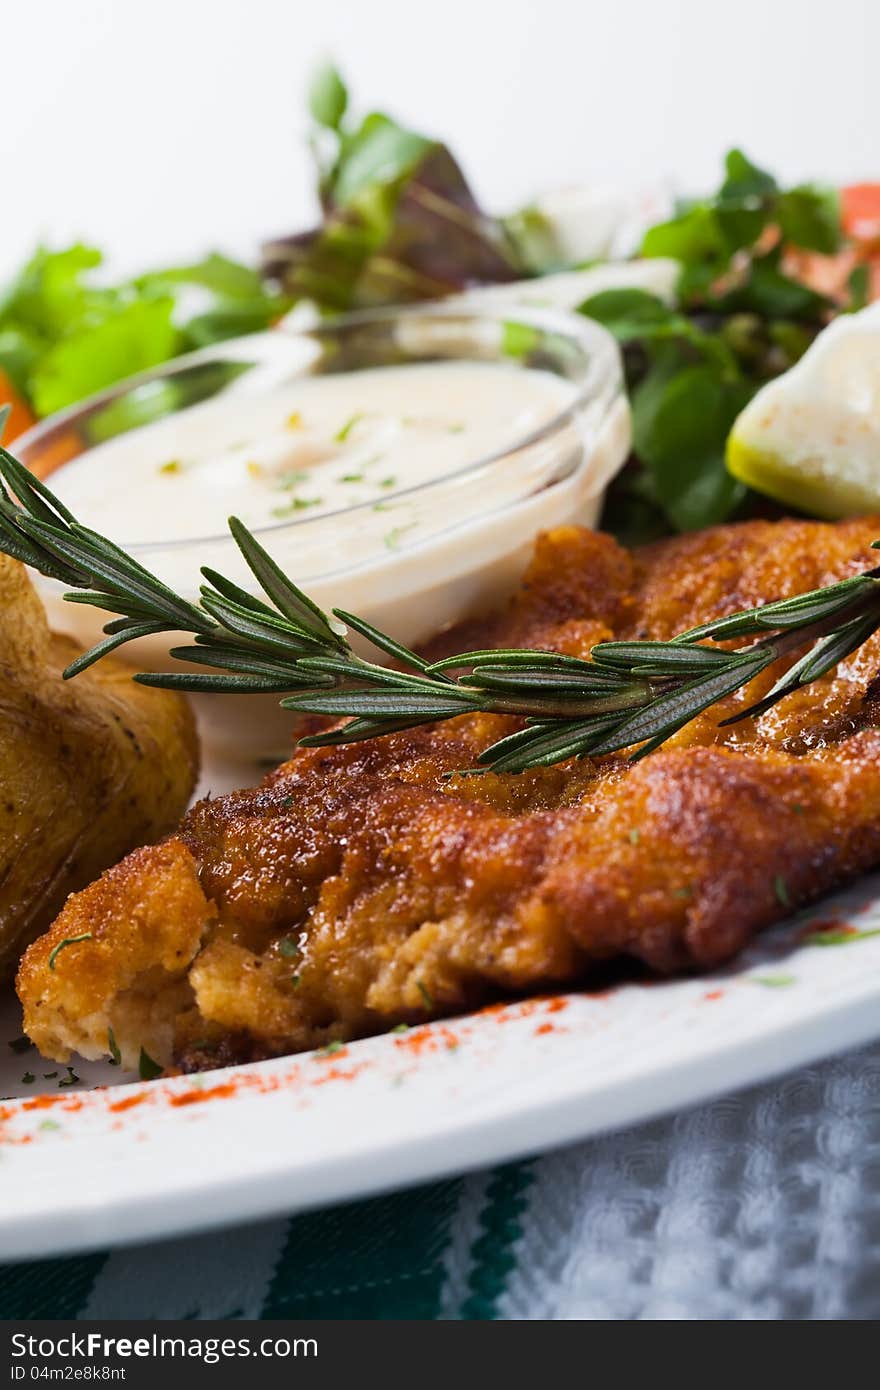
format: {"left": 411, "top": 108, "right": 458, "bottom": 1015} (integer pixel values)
{"left": 50, "top": 361, "right": 576, "bottom": 547}
{"left": 34, "top": 346, "right": 629, "bottom": 772}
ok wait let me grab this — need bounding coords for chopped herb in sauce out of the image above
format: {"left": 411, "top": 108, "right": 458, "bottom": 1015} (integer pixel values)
{"left": 339, "top": 472, "right": 365, "bottom": 483}
{"left": 274, "top": 470, "right": 308, "bottom": 491}
{"left": 749, "top": 973, "right": 796, "bottom": 987}
{"left": 335, "top": 412, "right": 364, "bottom": 442}
{"left": 271, "top": 496, "right": 323, "bottom": 519}
{"left": 391, "top": 1022, "right": 409, "bottom": 1034}
{"left": 20, "top": 1071, "right": 34, "bottom": 1085}
{"left": 318, "top": 1039, "right": 344, "bottom": 1057}
{"left": 59, "top": 1066, "right": 79, "bottom": 1088}
{"left": 384, "top": 523, "right": 416, "bottom": 551}
{"left": 379, "top": 476, "right": 397, "bottom": 489}
{"left": 417, "top": 981, "right": 434, "bottom": 1009}
{"left": 279, "top": 935, "right": 301, "bottom": 959}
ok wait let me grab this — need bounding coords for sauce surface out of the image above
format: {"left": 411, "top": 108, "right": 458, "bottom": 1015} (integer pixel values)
{"left": 51, "top": 361, "right": 576, "bottom": 546}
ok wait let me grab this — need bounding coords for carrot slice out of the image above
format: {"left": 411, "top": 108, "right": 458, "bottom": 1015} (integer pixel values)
{"left": 0, "top": 368, "right": 36, "bottom": 442}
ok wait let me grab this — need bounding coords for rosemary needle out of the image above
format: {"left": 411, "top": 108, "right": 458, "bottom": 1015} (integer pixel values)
{"left": 0, "top": 418, "right": 878, "bottom": 776}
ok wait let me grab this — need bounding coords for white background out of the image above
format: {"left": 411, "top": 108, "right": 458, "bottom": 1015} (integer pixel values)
{"left": 3, "top": 0, "right": 879, "bottom": 274}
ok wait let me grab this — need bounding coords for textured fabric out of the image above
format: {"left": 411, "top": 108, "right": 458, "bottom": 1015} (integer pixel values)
{"left": 1, "top": 1043, "right": 878, "bottom": 1320}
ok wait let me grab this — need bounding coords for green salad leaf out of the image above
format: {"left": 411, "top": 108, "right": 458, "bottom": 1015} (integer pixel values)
{"left": 631, "top": 360, "right": 752, "bottom": 531}
{"left": 134, "top": 252, "right": 289, "bottom": 350}
{"left": 0, "top": 246, "right": 288, "bottom": 417}
{"left": 583, "top": 288, "right": 750, "bottom": 535}
{"left": 641, "top": 149, "right": 841, "bottom": 303}
{"left": 31, "top": 297, "right": 177, "bottom": 417}
{"left": 584, "top": 150, "right": 845, "bottom": 541}
{"left": 308, "top": 61, "right": 349, "bottom": 132}
{"left": 262, "top": 67, "right": 523, "bottom": 309}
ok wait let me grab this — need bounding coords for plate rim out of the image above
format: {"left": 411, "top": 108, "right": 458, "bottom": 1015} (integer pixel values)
{"left": 1, "top": 957, "right": 878, "bottom": 1263}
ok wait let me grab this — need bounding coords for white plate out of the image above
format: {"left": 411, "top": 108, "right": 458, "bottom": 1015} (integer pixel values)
{"left": 2, "top": 731, "right": 880, "bottom": 1263}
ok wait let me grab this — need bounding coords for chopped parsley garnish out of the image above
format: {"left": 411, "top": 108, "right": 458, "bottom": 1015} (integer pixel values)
{"left": 138, "top": 1047, "right": 163, "bottom": 1081}
{"left": 749, "top": 973, "right": 796, "bottom": 987}
{"left": 774, "top": 874, "right": 791, "bottom": 908}
{"left": 158, "top": 459, "right": 182, "bottom": 476}
{"left": 804, "top": 925, "right": 880, "bottom": 947}
{"left": 39, "top": 1119, "right": 61, "bottom": 1132}
{"left": 384, "top": 523, "right": 416, "bottom": 551}
{"left": 335, "top": 412, "right": 364, "bottom": 442}
{"left": 339, "top": 472, "right": 364, "bottom": 483}
{"left": 59, "top": 1066, "right": 79, "bottom": 1088}
{"left": 391, "top": 1023, "right": 410, "bottom": 1034}
{"left": 318, "top": 1039, "right": 344, "bottom": 1057}
{"left": 107, "top": 1027, "right": 121, "bottom": 1066}
{"left": 20, "top": 1071, "right": 34, "bottom": 1085}
{"left": 43, "top": 1072, "right": 58, "bottom": 1079}
{"left": 279, "top": 935, "right": 302, "bottom": 959}
{"left": 275, "top": 469, "right": 308, "bottom": 491}
{"left": 417, "top": 981, "right": 434, "bottom": 1009}
{"left": 379, "top": 476, "right": 397, "bottom": 489}
{"left": 271, "top": 496, "right": 322, "bottom": 519}
{"left": 7, "top": 1036, "right": 31, "bottom": 1055}
{"left": 48, "top": 933, "right": 93, "bottom": 971}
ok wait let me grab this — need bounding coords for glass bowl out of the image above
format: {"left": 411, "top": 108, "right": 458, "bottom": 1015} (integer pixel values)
{"left": 15, "top": 305, "right": 627, "bottom": 767}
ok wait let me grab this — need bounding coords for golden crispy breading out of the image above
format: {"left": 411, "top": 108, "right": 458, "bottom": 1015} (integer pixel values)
{"left": 0, "top": 556, "right": 198, "bottom": 976}
{"left": 18, "top": 517, "right": 880, "bottom": 1069}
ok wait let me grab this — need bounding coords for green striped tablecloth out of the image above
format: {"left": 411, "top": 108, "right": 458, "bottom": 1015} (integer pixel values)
{"left": 2, "top": 1041, "right": 878, "bottom": 1320}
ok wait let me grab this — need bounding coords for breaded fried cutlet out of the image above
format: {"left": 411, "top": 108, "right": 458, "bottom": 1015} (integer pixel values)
{"left": 18, "top": 517, "right": 880, "bottom": 1069}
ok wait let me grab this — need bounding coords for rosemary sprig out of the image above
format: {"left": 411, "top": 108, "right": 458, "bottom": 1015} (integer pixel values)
{"left": 0, "top": 417, "right": 879, "bottom": 775}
